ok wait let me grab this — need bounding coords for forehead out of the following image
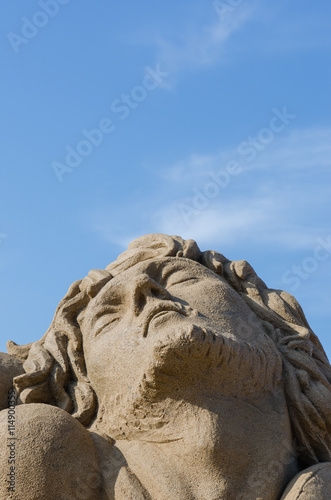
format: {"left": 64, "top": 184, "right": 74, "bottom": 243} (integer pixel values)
{"left": 90, "top": 256, "right": 220, "bottom": 305}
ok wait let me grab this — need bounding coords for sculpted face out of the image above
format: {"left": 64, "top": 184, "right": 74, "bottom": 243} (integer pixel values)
{"left": 80, "top": 256, "right": 282, "bottom": 408}
{"left": 4, "top": 234, "right": 331, "bottom": 500}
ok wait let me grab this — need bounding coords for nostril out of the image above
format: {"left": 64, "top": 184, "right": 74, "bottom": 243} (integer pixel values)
{"left": 150, "top": 283, "right": 171, "bottom": 300}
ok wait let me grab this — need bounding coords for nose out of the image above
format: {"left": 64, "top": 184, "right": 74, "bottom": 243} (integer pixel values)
{"left": 131, "top": 273, "right": 172, "bottom": 316}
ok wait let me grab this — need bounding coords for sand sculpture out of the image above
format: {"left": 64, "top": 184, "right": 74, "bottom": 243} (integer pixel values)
{"left": 1, "top": 233, "right": 331, "bottom": 499}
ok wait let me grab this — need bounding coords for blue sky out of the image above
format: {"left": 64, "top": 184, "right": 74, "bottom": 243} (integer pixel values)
{"left": 1, "top": 1, "right": 330, "bottom": 358}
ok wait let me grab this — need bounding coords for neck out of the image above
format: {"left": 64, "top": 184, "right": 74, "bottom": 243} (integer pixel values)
{"left": 101, "top": 388, "right": 299, "bottom": 499}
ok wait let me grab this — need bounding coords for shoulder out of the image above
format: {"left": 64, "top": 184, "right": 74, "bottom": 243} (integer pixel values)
{"left": 281, "top": 463, "right": 331, "bottom": 499}
{"left": 0, "top": 403, "right": 102, "bottom": 499}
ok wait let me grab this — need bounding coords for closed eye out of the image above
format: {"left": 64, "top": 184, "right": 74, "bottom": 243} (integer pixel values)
{"left": 94, "top": 315, "right": 120, "bottom": 337}
{"left": 167, "top": 277, "right": 198, "bottom": 288}
{"left": 92, "top": 303, "right": 120, "bottom": 323}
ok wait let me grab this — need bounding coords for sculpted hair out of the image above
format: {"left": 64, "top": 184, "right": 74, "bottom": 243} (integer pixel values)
{"left": 8, "top": 271, "right": 111, "bottom": 427}
{"left": 8, "top": 233, "right": 331, "bottom": 465}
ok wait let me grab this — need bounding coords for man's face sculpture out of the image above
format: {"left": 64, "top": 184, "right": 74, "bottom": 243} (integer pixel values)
{"left": 2, "top": 233, "right": 331, "bottom": 500}
{"left": 81, "top": 255, "right": 282, "bottom": 435}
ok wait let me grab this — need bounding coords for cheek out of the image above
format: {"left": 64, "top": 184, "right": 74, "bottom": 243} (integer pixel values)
{"left": 84, "top": 342, "right": 112, "bottom": 396}
{"left": 173, "top": 280, "right": 263, "bottom": 342}
{"left": 83, "top": 332, "right": 148, "bottom": 398}
{"left": 173, "top": 280, "right": 240, "bottom": 321}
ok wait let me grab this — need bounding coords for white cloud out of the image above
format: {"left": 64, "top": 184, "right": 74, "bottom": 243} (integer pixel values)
{"left": 252, "top": 127, "right": 331, "bottom": 170}
{"left": 149, "top": 125, "right": 331, "bottom": 250}
{"left": 90, "top": 125, "right": 331, "bottom": 254}
{"left": 136, "top": 3, "right": 256, "bottom": 87}
{"left": 152, "top": 193, "right": 330, "bottom": 252}
{"left": 122, "top": 2, "right": 331, "bottom": 89}
{"left": 90, "top": 213, "right": 141, "bottom": 250}
{"left": 156, "top": 126, "right": 331, "bottom": 184}
{"left": 157, "top": 152, "right": 227, "bottom": 186}
{"left": 152, "top": 198, "right": 269, "bottom": 245}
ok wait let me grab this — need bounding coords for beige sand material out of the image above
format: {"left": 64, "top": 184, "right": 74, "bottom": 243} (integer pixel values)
{"left": 1, "top": 234, "right": 331, "bottom": 499}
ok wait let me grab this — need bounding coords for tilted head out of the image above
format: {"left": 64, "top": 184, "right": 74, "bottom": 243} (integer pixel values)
{"left": 8, "top": 233, "right": 331, "bottom": 467}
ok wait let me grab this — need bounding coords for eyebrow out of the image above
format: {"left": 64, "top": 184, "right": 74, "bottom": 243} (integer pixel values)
{"left": 160, "top": 261, "right": 187, "bottom": 283}
{"left": 160, "top": 260, "right": 203, "bottom": 284}
{"left": 89, "top": 303, "right": 122, "bottom": 330}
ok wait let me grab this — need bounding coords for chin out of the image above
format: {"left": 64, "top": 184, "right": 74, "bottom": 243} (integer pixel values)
{"left": 94, "top": 322, "right": 281, "bottom": 440}
{"left": 94, "top": 323, "right": 214, "bottom": 439}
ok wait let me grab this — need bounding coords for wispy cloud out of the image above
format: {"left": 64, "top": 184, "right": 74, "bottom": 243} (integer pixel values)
{"left": 91, "top": 216, "right": 141, "bottom": 250}
{"left": 123, "top": 2, "right": 331, "bottom": 89}
{"left": 90, "top": 125, "right": 331, "bottom": 252}
{"left": 91, "top": 189, "right": 328, "bottom": 254}
{"left": 128, "top": 3, "right": 256, "bottom": 88}
{"left": 152, "top": 198, "right": 271, "bottom": 245}
{"left": 263, "top": 127, "right": 331, "bottom": 169}
{"left": 151, "top": 193, "right": 329, "bottom": 251}
{"left": 158, "top": 8, "right": 253, "bottom": 69}
{"left": 157, "top": 126, "right": 331, "bottom": 185}
{"left": 150, "top": 125, "right": 331, "bottom": 249}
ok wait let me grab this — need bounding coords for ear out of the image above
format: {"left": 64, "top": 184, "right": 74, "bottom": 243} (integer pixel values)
{"left": 68, "top": 380, "right": 96, "bottom": 426}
